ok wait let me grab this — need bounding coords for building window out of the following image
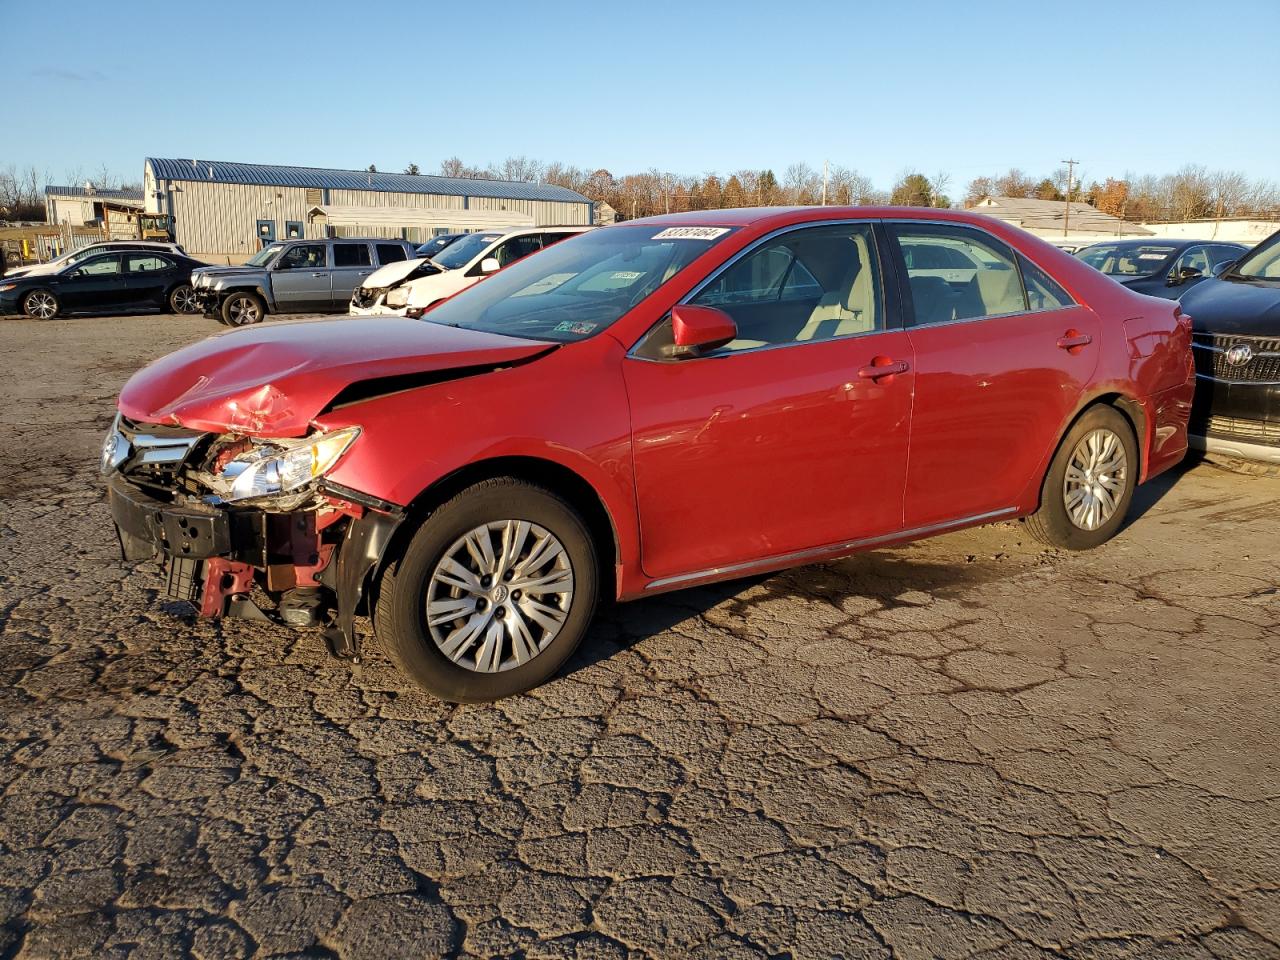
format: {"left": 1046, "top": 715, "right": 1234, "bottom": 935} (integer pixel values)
{"left": 256, "top": 220, "right": 276, "bottom": 247}
{"left": 284, "top": 221, "right": 304, "bottom": 240}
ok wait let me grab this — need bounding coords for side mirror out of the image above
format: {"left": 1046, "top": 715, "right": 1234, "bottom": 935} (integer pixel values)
{"left": 663, "top": 304, "right": 737, "bottom": 359}
{"left": 1167, "top": 266, "right": 1202, "bottom": 286}
{"left": 1211, "top": 260, "right": 1235, "bottom": 278}
{"left": 479, "top": 257, "right": 501, "bottom": 275}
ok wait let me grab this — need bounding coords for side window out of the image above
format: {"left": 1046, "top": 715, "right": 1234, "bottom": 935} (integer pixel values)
{"left": 494, "top": 235, "right": 543, "bottom": 268}
{"left": 1208, "top": 245, "right": 1241, "bottom": 269}
{"left": 1174, "top": 245, "right": 1211, "bottom": 276}
{"left": 277, "top": 244, "right": 328, "bottom": 270}
{"left": 688, "top": 222, "right": 882, "bottom": 351}
{"left": 538, "top": 231, "right": 575, "bottom": 250}
{"left": 333, "top": 243, "right": 372, "bottom": 268}
{"left": 376, "top": 243, "right": 408, "bottom": 265}
{"left": 75, "top": 255, "right": 121, "bottom": 276}
{"left": 1019, "top": 255, "right": 1074, "bottom": 312}
{"left": 125, "top": 254, "right": 173, "bottom": 273}
{"left": 890, "top": 224, "right": 1026, "bottom": 326}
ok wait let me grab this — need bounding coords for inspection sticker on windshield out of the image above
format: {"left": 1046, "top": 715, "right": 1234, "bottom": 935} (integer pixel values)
{"left": 555, "top": 320, "right": 598, "bottom": 335}
{"left": 652, "top": 227, "right": 730, "bottom": 241}
{"left": 1138, "top": 252, "right": 1168, "bottom": 260}
{"left": 611, "top": 271, "right": 642, "bottom": 280}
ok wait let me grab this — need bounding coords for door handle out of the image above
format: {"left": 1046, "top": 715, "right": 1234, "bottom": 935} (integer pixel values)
{"left": 1056, "top": 331, "right": 1092, "bottom": 351}
{"left": 311, "top": 272, "right": 327, "bottom": 278}
{"left": 857, "top": 359, "right": 910, "bottom": 380}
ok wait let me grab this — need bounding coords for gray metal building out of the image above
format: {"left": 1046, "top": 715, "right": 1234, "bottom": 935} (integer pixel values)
{"left": 143, "top": 158, "right": 594, "bottom": 262}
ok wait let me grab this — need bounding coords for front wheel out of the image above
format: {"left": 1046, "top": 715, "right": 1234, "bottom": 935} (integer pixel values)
{"left": 220, "top": 291, "right": 265, "bottom": 326}
{"left": 168, "top": 284, "right": 198, "bottom": 314}
{"left": 22, "top": 289, "right": 59, "bottom": 319}
{"left": 374, "top": 478, "right": 599, "bottom": 702}
{"left": 1026, "top": 405, "right": 1137, "bottom": 550}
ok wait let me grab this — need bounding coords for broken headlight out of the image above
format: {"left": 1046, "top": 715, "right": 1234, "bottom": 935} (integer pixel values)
{"left": 385, "top": 286, "right": 410, "bottom": 308}
{"left": 215, "top": 426, "right": 361, "bottom": 503}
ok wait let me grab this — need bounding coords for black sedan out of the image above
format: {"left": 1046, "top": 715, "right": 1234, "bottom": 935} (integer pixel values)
{"left": 0, "top": 249, "right": 207, "bottom": 319}
{"left": 1075, "top": 238, "right": 1247, "bottom": 299}
{"left": 1179, "top": 229, "right": 1280, "bottom": 464}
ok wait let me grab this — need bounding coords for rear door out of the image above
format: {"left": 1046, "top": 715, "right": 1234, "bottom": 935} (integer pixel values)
{"left": 888, "top": 222, "right": 1101, "bottom": 528}
{"left": 331, "top": 242, "right": 376, "bottom": 306}
{"left": 271, "top": 243, "right": 332, "bottom": 312}
{"left": 122, "top": 253, "right": 178, "bottom": 307}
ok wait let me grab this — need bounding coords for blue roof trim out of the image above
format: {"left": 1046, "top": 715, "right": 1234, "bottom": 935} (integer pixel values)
{"left": 45, "top": 185, "right": 144, "bottom": 201}
{"left": 146, "top": 158, "right": 589, "bottom": 204}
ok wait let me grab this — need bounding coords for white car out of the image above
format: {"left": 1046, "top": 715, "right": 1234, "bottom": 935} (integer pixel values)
{"left": 349, "top": 226, "right": 592, "bottom": 317}
{"left": 6, "top": 240, "right": 187, "bottom": 280}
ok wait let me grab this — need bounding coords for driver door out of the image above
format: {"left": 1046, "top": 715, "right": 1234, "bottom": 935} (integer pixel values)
{"left": 623, "top": 222, "right": 914, "bottom": 582}
{"left": 59, "top": 254, "right": 128, "bottom": 310}
{"left": 271, "top": 243, "right": 331, "bottom": 312}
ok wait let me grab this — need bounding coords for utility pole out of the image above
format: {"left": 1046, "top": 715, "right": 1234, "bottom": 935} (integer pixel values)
{"left": 1061, "top": 158, "right": 1078, "bottom": 238}
{"left": 822, "top": 160, "right": 829, "bottom": 206}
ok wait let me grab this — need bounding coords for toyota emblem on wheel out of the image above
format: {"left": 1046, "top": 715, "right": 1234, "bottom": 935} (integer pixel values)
{"left": 1225, "top": 343, "right": 1254, "bottom": 366}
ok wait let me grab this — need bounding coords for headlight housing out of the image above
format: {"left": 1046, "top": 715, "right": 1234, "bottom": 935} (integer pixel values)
{"left": 385, "top": 286, "right": 409, "bottom": 308}
{"left": 217, "top": 426, "right": 360, "bottom": 503}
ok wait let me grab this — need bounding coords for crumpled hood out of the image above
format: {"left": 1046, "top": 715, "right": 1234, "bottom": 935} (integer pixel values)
{"left": 1181, "top": 277, "right": 1280, "bottom": 336}
{"left": 360, "top": 256, "right": 443, "bottom": 289}
{"left": 118, "top": 316, "right": 553, "bottom": 436}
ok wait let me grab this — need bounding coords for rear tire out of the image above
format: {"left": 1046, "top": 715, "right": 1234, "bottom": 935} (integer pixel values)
{"left": 1026, "top": 405, "right": 1137, "bottom": 550}
{"left": 22, "top": 289, "right": 59, "bottom": 319}
{"left": 220, "top": 291, "right": 265, "bottom": 326}
{"left": 168, "top": 283, "right": 198, "bottom": 314}
{"left": 374, "top": 478, "right": 599, "bottom": 702}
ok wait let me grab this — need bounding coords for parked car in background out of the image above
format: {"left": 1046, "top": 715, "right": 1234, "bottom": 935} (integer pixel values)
{"left": 1179, "top": 228, "right": 1280, "bottom": 464}
{"left": 104, "top": 207, "right": 1193, "bottom": 702}
{"left": 350, "top": 226, "right": 593, "bottom": 316}
{"left": 1, "top": 249, "right": 207, "bottom": 318}
{"left": 416, "top": 233, "right": 466, "bottom": 259}
{"left": 5, "top": 240, "right": 189, "bottom": 280}
{"left": 192, "top": 237, "right": 418, "bottom": 324}
{"left": 1075, "top": 239, "right": 1246, "bottom": 299}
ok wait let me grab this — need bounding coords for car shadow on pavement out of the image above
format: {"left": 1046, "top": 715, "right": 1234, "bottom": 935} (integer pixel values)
{"left": 1121, "top": 455, "right": 1198, "bottom": 531}
{"left": 561, "top": 547, "right": 1027, "bottom": 680}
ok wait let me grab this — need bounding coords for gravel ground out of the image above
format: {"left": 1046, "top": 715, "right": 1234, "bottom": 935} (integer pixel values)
{"left": 1, "top": 312, "right": 1278, "bottom": 959}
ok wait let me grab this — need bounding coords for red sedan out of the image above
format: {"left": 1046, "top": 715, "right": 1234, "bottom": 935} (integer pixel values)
{"left": 105, "top": 207, "right": 1194, "bottom": 701}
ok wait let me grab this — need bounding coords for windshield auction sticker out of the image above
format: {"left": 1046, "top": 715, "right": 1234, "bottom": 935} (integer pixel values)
{"left": 652, "top": 227, "right": 731, "bottom": 241}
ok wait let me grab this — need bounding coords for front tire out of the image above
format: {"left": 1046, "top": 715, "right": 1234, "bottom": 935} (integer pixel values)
{"left": 1026, "top": 405, "right": 1137, "bottom": 550}
{"left": 168, "top": 283, "right": 198, "bottom": 314}
{"left": 220, "top": 291, "right": 265, "bottom": 326}
{"left": 22, "top": 289, "right": 59, "bottom": 319}
{"left": 374, "top": 478, "right": 599, "bottom": 702}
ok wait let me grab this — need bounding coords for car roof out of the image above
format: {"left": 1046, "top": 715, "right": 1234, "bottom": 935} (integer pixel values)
{"left": 623, "top": 205, "right": 1092, "bottom": 233}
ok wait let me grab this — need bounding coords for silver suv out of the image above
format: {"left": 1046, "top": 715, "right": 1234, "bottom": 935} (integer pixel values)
{"left": 192, "top": 237, "right": 417, "bottom": 325}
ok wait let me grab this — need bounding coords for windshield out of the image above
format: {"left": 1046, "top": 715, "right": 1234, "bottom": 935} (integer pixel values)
{"left": 246, "top": 243, "right": 284, "bottom": 267}
{"left": 430, "top": 232, "right": 503, "bottom": 270}
{"left": 420, "top": 224, "right": 737, "bottom": 343}
{"left": 1077, "top": 243, "right": 1178, "bottom": 277}
{"left": 1231, "top": 233, "right": 1280, "bottom": 280}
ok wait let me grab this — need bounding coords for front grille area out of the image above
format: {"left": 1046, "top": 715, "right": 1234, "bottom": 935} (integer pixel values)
{"left": 1192, "top": 333, "right": 1280, "bottom": 383}
{"left": 351, "top": 286, "right": 386, "bottom": 309}
{"left": 1199, "top": 415, "right": 1280, "bottom": 447}
{"left": 117, "top": 418, "right": 206, "bottom": 498}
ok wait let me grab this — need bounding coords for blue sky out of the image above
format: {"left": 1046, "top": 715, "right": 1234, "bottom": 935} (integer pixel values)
{"left": 6, "top": 0, "right": 1279, "bottom": 191}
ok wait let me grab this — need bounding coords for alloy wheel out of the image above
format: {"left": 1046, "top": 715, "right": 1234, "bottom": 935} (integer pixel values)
{"left": 25, "top": 291, "right": 57, "bottom": 319}
{"left": 171, "top": 285, "right": 198, "bottom": 313}
{"left": 226, "top": 295, "right": 261, "bottom": 325}
{"left": 1063, "top": 428, "right": 1127, "bottom": 531}
{"left": 425, "top": 519, "right": 574, "bottom": 673}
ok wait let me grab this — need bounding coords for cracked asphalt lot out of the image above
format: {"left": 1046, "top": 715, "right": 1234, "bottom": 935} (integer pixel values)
{"left": 2, "top": 312, "right": 1279, "bottom": 959}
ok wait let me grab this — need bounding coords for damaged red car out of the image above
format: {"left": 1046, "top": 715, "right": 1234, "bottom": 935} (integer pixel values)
{"left": 105, "top": 208, "right": 1194, "bottom": 701}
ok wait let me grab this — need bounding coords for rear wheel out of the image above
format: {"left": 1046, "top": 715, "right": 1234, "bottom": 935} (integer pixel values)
{"left": 374, "top": 478, "right": 598, "bottom": 702}
{"left": 1026, "top": 405, "right": 1137, "bottom": 550}
{"left": 221, "top": 291, "right": 265, "bottom": 326}
{"left": 168, "top": 283, "right": 198, "bottom": 314}
{"left": 22, "top": 289, "right": 59, "bottom": 319}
